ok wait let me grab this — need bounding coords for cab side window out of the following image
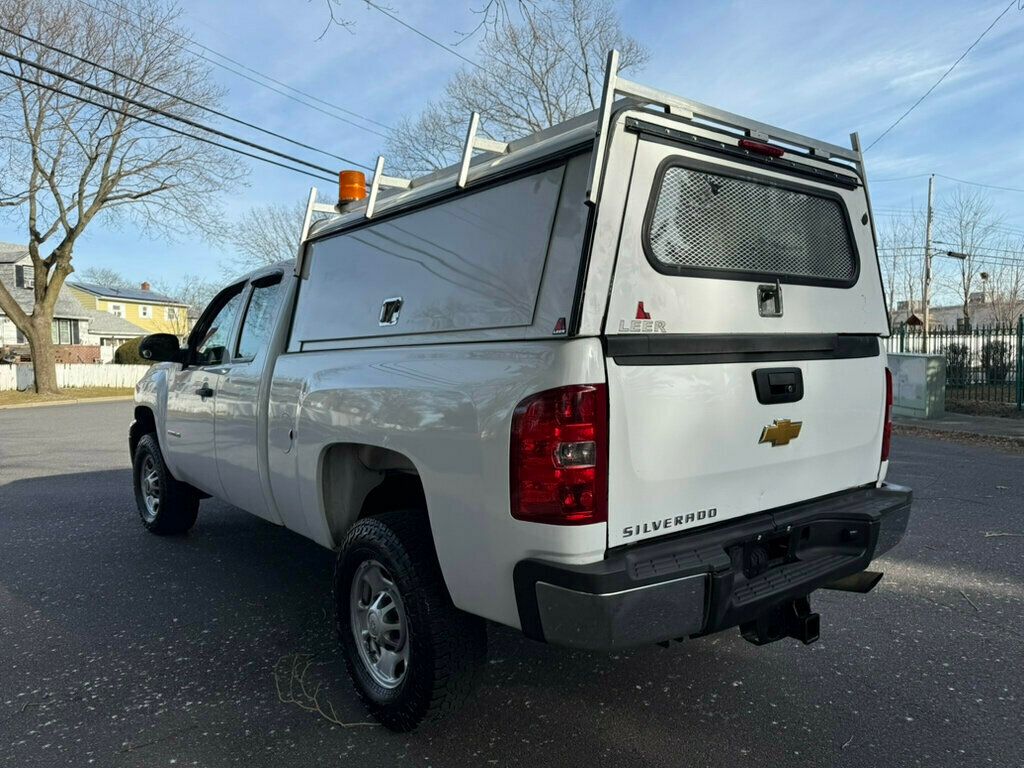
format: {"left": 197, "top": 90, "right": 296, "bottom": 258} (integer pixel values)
{"left": 236, "top": 274, "right": 284, "bottom": 361}
{"left": 194, "top": 286, "right": 245, "bottom": 366}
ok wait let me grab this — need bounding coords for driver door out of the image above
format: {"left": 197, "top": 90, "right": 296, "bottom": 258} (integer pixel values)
{"left": 162, "top": 282, "right": 246, "bottom": 497}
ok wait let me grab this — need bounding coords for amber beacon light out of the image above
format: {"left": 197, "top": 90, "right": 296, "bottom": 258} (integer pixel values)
{"left": 338, "top": 170, "right": 367, "bottom": 204}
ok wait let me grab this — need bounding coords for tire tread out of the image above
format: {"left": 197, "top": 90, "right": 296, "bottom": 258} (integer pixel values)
{"left": 335, "top": 511, "right": 486, "bottom": 731}
{"left": 133, "top": 433, "right": 200, "bottom": 535}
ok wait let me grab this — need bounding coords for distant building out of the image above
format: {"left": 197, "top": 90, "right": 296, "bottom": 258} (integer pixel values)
{"left": 0, "top": 243, "right": 98, "bottom": 362}
{"left": 0, "top": 242, "right": 159, "bottom": 362}
{"left": 80, "top": 308, "right": 148, "bottom": 361}
{"left": 889, "top": 292, "right": 1007, "bottom": 330}
{"left": 68, "top": 280, "right": 190, "bottom": 336}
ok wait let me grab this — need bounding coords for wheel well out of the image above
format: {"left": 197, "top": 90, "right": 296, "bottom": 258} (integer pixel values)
{"left": 129, "top": 406, "right": 156, "bottom": 457}
{"left": 360, "top": 473, "right": 426, "bottom": 518}
{"left": 321, "top": 444, "right": 426, "bottom": 546}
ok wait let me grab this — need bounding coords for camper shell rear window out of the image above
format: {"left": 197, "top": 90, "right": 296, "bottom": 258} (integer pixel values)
{"left": 642, "top": 157, "right": 860, "bottom": 287}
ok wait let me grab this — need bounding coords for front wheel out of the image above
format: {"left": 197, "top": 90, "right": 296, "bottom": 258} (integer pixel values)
{"left": 132, "top": 433, "right": 200, "bottom": 535}
{"left": 335, "top": 511, "right": 487, "bottom": 731}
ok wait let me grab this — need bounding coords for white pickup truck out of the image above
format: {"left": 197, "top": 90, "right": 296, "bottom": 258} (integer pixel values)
{"left": 129, "top": 55, "right": 911, "bottom": 731}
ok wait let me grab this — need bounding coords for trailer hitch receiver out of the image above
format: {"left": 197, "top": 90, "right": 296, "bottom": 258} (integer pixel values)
{"left": 740, "top": 596, "right": 820, "bottom": 646}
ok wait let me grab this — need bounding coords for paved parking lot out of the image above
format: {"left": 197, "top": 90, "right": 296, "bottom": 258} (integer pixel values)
{"left": 1, "top": 401, "right": 1022, "bottom": 767}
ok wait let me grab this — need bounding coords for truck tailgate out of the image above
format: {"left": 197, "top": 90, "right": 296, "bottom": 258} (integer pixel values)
{"left": 601, "top": 131, "right": 889, "bottom": 547}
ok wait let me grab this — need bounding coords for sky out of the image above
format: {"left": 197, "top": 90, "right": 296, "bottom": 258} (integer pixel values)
{"left": 2, "top": 0, "right": 1023, "bottom": 295}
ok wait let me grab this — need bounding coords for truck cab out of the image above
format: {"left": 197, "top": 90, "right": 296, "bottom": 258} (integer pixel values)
{"left": 129, "top": 51, "right": 910, "bottom": 732}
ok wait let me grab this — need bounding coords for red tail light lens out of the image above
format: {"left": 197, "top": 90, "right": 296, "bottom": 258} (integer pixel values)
{"left": 881, "top": 367, "right": 893, "bottom": 461}
{"left": 738, "top": 138, "right": 785, "bottom": 158}
{"left": 510, "top": 384, "right": 608, "bottom": 525}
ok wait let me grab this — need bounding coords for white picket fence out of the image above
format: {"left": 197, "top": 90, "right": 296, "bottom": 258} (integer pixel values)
{"left": 0, "top": 363, "right": 151, "bottom": 391}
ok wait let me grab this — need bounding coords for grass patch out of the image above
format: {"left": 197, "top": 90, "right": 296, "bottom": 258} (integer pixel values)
{"left": 0, "top": 387, "right": 134, "bottom": 406}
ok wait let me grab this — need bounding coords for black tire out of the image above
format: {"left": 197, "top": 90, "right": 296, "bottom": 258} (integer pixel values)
{"left": 334, "top": 511, "right": 487, "bottom": 731}
{"left": 132, "top": 433, "right": 200, "bottom": 535}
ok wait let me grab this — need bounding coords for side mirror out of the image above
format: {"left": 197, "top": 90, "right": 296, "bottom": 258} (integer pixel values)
{"left": 139, "top": 333, "right": 184, "bottom": 364}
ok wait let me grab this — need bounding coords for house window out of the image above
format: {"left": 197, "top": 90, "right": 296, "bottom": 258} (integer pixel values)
{"left": 140, "top": 304, "right": 152, "bottom": 319}
{"left": 14, "top": 265, "right": 34, "bottom": 289}
{"left": 16, "top": 328, "right": 25, "bottom": 344}
{"left": 50, "top": 319, "right": 81, "bottom": 346}
{"left": 108, "top": 303, "right": 124, "bottom": 318}
{"left": 166, "top": 307, "right": 178, "bottom": 321}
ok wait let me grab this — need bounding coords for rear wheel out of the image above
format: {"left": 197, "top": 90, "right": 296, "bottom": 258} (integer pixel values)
{"left": 132, "top": 433, "right": 200, "bottom": 535}
{"left": 335, "top": 511, "right": 486, "bottom": 731}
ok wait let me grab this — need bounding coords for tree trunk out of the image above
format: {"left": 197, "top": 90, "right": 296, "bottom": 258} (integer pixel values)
{"left": 25, "top": 318, "right": 58, "bottom": 394}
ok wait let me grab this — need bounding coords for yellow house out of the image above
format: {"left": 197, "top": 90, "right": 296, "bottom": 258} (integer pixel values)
{"left": 68, "top": 280, "right": 191, "bottom": 336}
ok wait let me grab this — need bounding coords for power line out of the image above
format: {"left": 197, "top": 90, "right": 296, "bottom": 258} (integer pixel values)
{"left": 866, "top": 0, "right": 1019, "bottom": 151}
{"left": 871, "top": 174, "right": 932, "bottom": 183}
{"left": 0, "top": 47, "right": 370, "bottom": 174}
{"left": 875, "top": 209, "right": 1024, "bottom": 238}
{"left": 0, "top": 23, "right": 362, "bottom": 167}
{"left": 0, "top": 69, "right": 336, "bottom": 184}
{"left": 872, "top": 173, "right": 1024, "bottom": 194}
{"left": 877, "top": 245, "right": 1024, "bottom": 267}
{"left": 364, "top": 0, "right": 487, "bottom": 72}
{"left": 936, "top": 173, "right": 1024, "bottom": 194}
{"left": 72, "top": 0, "right": 392, "bottom": 137}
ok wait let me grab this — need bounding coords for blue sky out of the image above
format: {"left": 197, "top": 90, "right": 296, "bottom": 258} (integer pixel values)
{"left": 3, "top": 0, "right": 1023, "bottom": 289}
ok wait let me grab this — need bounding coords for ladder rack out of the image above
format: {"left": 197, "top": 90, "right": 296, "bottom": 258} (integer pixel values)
{"left": 458, "top": 111, "right": 509, "bottom": 188}
{"left": 366, "top": 155, "right": 412, "bottom": 219}
{"left": 296, "top": 48, "right": 875, "bottom": 277}
{"left": 584, "top": 49, "right": 863, "bottom": 204}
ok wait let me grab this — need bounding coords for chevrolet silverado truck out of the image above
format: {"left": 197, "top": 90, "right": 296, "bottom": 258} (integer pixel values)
{"left": 128, "top": 53, "right": 911, "bottom": 731}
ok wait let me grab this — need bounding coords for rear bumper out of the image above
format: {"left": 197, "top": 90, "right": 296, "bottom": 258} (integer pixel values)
{"left": 513, "top": 483, "right": 911, "bottom": 650}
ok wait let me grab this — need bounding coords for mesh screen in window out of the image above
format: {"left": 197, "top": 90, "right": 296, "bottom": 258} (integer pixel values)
{"left": 646, "top": 166, "right": 858, "bottom": 284}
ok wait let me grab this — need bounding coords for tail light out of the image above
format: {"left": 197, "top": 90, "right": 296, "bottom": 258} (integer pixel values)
{"left": 881, "top": 367, "right": 893, "bottom": 461}
{"left": 738, "top": 138, "right": 785, "bottom": 158}
{"left": 510, "top": 384, "right": 608, "bottom": 525}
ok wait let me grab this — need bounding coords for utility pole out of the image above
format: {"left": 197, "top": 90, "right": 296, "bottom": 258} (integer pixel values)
{"left": 922, "top": 174, "right": 935, "bottom": 350}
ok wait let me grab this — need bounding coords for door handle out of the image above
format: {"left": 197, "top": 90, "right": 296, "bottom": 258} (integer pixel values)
{"left": 757, "top": 279, "right": 784, "bottom": 317}
{"left": 753, "top": 367, "right": 803, "bottom": 404}
{"left": 196, "top": 385, "right": 214, "bottom": 399}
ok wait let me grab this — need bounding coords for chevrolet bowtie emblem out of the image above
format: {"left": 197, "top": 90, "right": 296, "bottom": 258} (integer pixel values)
{"left": 759, "top": 419, "right": 802, "bottom": 447}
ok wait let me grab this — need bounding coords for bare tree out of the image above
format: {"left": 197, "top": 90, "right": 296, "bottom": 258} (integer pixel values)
{"left": 224, "top": 201, "right": 305, "bottom": 276}
{"left": 877, "top": 209, "right": 926, "bottom": 321}
{"left": 984, "top": 239, "right": 1024, "bottom": 325}
{"left": 386, "top": 0, "right": 648, "bottom": 175}
{"left": 154, "top": 273, "right": 218, "bottom": 336}
{"left": 0, "top": 0, "right": 244, "bottom": 392}
{"left": 934, "top": 187, "right": 1002, "bottom": 327}
{"left": 79, "top": 265, "right": 133, "bottom": 289}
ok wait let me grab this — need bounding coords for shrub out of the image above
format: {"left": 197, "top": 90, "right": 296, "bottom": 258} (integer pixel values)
{"left": 944, "top": 344, "right": 970, "bottom": 385}
{"left": 981, "top": 340, "right": 1011, "bottom": 383}
{"left": 113, "top": 337, "right": 152, "bottom": 365}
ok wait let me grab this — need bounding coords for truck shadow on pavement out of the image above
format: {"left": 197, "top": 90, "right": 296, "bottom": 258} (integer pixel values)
{"left": 1, "top": 466, "right": 1015, "bottom": 768}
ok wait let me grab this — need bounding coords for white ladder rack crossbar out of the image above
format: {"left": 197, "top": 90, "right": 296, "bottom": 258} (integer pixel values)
{"left": 458, "top": 111, "right": 510, "bottom": 188}
{"left": 366, "top": 155, "right": 413, "bottom": 219}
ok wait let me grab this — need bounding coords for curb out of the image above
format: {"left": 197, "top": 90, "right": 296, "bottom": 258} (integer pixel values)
{"left": 893, "top": 422, "right": 1024, "bottom": 446}
{"left": 0, "top": 395, "right": 134, "bottom": 411}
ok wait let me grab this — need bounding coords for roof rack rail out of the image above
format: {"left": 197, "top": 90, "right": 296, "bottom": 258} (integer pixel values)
{"left": 585, "top": 49, "right": 863, "bottom": 205}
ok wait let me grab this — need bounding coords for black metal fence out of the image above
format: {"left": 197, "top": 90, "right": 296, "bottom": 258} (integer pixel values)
{"left": 887, "top": 316, "right": 1024, "bottom": 408}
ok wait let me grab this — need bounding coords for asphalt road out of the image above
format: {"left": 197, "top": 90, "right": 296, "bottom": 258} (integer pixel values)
{"left": 1, "top": 401, "right": 1022, "bottom": 767}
